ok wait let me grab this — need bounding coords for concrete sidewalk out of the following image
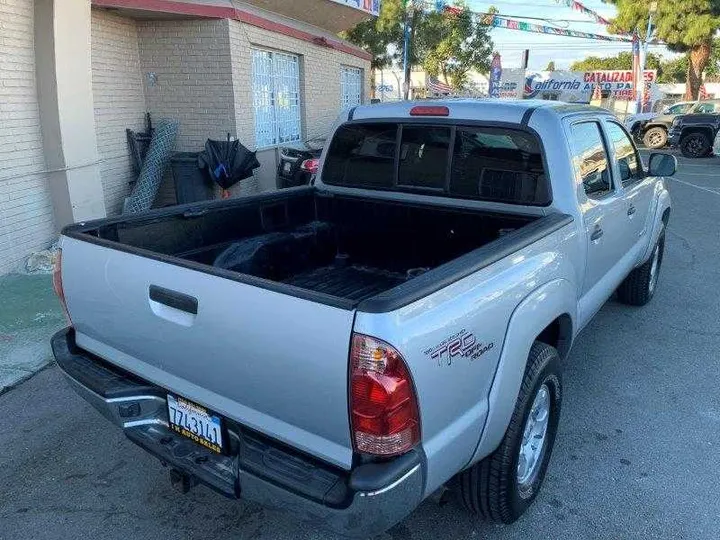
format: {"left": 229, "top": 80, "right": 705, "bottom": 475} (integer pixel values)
{"left": 0, "top": 274, "right": 66, "bottom": 394}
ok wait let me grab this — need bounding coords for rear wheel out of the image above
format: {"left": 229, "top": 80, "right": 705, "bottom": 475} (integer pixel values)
{"left": 680, "top": 133, "right": 711, "bottom": 158}
{"left": 643, "top": 126, "right": 668, "bottom": 149}
{"left": 458, "top": 342, "right": 562, "bottom": 523}
{"left": 617, "top": 231, "right": 665, "bottom": 306}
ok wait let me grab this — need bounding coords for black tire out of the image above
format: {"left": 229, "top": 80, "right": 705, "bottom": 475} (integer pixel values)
{"left": 630, "top": 124, "right": 644, "bottom": 145}
{"left": 643, "top": 126, "right": 668, "bottom": 149}
{"left": 617, "top": 231, "right": 665, "bottom": 306}
{"left": 458, "top": 342, "right": 562, "bottom": 524}
{"left": 680, "top": 133, "right": 711, "bottom": 158}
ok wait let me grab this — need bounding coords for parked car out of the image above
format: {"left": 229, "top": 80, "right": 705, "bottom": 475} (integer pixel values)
{"left": 624, "top": 100, "right": 695, "bottom": 138}
{"left": 669, "top": 111, "right": 720, "bottom": 157}
{"left": 276, "top": 136, "right": 325, "bottom": 188}
{"left": 635, "top": 99, "right": 720, "bottom": 149}
{"left": 51, "top": 100, "right": 674, "bottom": 538}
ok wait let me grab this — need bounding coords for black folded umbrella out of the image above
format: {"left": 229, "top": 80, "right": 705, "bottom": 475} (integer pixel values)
{"left": 199, "top": 135, "right": 260, "bottom": 197}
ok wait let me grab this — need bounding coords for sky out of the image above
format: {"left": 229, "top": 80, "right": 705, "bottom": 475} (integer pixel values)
{"left": 465, "top": 0, "right": 673, "bottom": 70}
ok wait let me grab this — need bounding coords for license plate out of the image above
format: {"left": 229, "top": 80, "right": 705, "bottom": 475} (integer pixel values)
{"left": 167, "top": 394, "right": 223, "bottom": 453}
{"left": 283, "top": 162, "right": 292, "bottom": 173}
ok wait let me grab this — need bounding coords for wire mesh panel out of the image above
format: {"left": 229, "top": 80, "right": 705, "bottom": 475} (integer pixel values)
{"left": 252, "top": 48, "right": 301, "bottom": 148}
{"left": 341, "top": 66, "right": 363, "bottom": 110}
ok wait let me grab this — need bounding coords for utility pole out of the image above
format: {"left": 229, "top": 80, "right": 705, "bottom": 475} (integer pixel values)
{"left": 402, "top": 0, "right": 412, "bottom": 100}
{"left": 637, "top": 1, "right": 658, "bottom": 113}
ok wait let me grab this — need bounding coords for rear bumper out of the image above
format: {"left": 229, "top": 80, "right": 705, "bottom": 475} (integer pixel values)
{"left": 52, "top": 328, "right": 424, "bottom": 537}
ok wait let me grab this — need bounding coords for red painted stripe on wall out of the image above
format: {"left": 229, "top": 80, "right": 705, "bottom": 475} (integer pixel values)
{"left": 91, "top": 0, "right": 373, "bottom": 61}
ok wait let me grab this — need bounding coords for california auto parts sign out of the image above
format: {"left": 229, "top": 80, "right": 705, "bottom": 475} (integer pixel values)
{"left": 523, "top": 70, "right": 657, "bottom": 102}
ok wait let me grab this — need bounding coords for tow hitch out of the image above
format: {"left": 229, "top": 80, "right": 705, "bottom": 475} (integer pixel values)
{"left": 169, "top": 469, "right": 198, "bottom": 494}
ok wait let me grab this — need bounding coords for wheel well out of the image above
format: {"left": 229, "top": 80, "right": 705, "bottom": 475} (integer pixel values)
{"left": 662, "top": 208, "right": 671, "bottom": 225}
{"left": 644, "top": 124, "right": 667, "bottom": 132}
{"left": 536, "top": 314, "right": 573, "bottom": 360}
{"left": 681, "top": 127, "right": 714, "bottom": 140}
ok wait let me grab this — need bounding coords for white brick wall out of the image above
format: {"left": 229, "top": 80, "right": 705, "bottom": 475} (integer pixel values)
{"left": 0, "top": 0, "right": 56, "bottom": 274}
{"left": 229, "top": 19, "right": 371, "bottom": 193}
{"left": 91, "top": 8, "right": 147, "bottom": 216}
{"left": 232, "top": 20, "right": 371, "bottom": 143}
{"left": 138, "top": 19, "right": 238, "bottom": 151}
{"left": 138, "top": 18, "right": 251, "bottom": 202}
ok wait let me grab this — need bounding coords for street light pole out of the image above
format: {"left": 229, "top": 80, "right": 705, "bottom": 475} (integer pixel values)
{"left": 402, "top": 0, "right": 411, "bottom": 100}
{"left": 637, "top": 1, "right": 658, "bottom": 113}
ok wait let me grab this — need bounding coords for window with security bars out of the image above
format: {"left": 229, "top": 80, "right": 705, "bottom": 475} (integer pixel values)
{"left": 252, "top": 48, "right": 301, "bottom": 148}
{"left": 341, "top": 66, "right": 363, "bottom": 110}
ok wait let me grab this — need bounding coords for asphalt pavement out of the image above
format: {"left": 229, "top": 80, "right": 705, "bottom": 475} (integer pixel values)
{"left": 1, "top": 155, "right": 719, "bottom": 540}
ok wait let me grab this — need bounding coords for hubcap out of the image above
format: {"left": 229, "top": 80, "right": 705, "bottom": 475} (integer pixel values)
{"left": 649, "top": 244, "right": 660, "bottom": 294}
{"left": 648, "top": 133, "right": 662, "bottom": 146}
{"left": 688, "top": 138, "right": 703, "bottom": 155}
{"left": 517, "top": 384, "right": 551, "bottom": 489}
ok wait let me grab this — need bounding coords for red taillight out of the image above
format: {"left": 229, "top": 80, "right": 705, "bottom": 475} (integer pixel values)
{"left": 349, "top": 333, "right": 420, "bottom": 456}
{"left": 300, "top": 158, "right": 319, "bottom": 174}
{"left": 409, "top": 105, "right": 449, "bottom": 117}
{"left": 52, "top": 250, "right": 71, "bottom": 323}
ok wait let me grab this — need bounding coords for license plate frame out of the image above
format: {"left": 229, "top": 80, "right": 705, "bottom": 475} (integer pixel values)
{"left": 167, "top": 394, "right": 224, "bottom": 454}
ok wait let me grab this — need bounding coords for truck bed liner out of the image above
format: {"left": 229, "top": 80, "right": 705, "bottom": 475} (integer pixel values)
{"left": 283, "top": 264, "right": 406, "bottom": 302}
{"left": 62, "top": 188, "right": 559, "bottom": 310}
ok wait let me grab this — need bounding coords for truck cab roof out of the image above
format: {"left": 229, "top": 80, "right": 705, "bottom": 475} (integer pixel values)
{"left": 351, "top": 99, "right": 612, "bottom": 124}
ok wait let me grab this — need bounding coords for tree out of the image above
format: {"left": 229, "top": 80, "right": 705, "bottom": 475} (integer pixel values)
{"left": 546, "top": 61, "right": 556, "bottom": 71}
{"left": 340, "top": 0, "right": 404, "bottom": 97}
{"left": 420, "top": 2, "right": 495, "bottom": 88}
{"left": 342, "top": 1, "right": 494, "bottom": 93}
{"left": 570, "top": 51, "right": 662, "bottom": 72}
{"left": 659, "top": 43, "right": 720, "bottom": 82}
{"left": 605, "top": 0, "right": 720, "bottom": 99}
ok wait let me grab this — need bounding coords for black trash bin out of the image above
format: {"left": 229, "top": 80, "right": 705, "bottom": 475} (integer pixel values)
{"left": 170, "top": 152, "right": 215, "bottom": 205}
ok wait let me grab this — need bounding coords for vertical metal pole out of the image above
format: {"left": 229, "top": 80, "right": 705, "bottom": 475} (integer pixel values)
{"left": 638, "top": 6, "right": 655, "bottom": 113}
{"left": 402, "top": 1, "right": 411, "bottom": 100}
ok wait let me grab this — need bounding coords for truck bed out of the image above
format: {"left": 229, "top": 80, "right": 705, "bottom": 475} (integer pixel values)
{"left": 67, "top": 188, "right": 541, "bottom": 307}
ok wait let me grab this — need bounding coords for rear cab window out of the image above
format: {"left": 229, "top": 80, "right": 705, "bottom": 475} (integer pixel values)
{"left": 322, "top": 122, "right": 551, "bottom": 206}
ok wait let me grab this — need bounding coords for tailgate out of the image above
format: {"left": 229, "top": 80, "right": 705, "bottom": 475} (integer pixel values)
{"left": 61, "top": 236, "right": 355, "bottom": 469}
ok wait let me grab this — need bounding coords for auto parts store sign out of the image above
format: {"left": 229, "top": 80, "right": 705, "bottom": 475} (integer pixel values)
{"left": 331, "top": 0, "right": 380, "bottom": 15}
{"left": 523, "top": 70, "right": 657, "bottom": 102}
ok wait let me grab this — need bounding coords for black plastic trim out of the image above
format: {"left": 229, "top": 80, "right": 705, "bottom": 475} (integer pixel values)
{"left": 357, "top": 212, "right": 574, "bottom": 313}
{"left": 348, "top": 450, "right": 421, "bottom": 492}
{"left": 52, "top": 328, "right": 162, "bottom": 399}
{"left": 520, "top": 106, "right": 538, "bottom": 126}
{"left": 149, "top": 285, "right": 198, "bottom": 315}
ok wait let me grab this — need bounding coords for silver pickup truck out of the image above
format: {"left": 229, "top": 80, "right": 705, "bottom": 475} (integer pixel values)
{"left": 51, "top": 100, "right": 675, "bottom": 537}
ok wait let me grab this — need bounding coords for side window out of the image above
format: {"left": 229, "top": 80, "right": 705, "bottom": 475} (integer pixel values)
{"left": 605, "top": 122, "right": 642, "bottom": 186}
{"left": 569, "top": 122, "right": 612, "bottom": 198}
{"left": 695, "top": 103, "right": 715, "bottom": 113}
{"left": 669, "top": 103, "right": 691, "bottom": 114}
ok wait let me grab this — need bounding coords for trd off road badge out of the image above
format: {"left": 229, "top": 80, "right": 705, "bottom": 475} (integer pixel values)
{"left": 424, "top": 329, "right": 494, "bottom": 366}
